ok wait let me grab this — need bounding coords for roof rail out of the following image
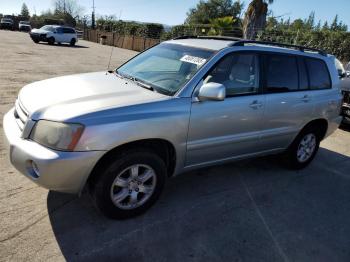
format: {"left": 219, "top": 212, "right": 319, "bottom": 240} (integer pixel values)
{"left": 173, "top": 35, "right": 242, "bottom": 42}
{"left": 230, "top": 40, "right": 327, "bottom": 56}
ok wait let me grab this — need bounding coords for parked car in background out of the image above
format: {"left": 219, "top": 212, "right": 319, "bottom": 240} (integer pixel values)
{"left": 346, "top": 62, "right": 350, "bottom": 77}
{"left": 0, "top": 18, "right": 14, "bottom": 30}
{"left": 18, "top": 21, "right": 31, "bottom": 32}
{"left": 30, "top": 25, "right": 78, "bottom": 46}
{"left": 3, "top": 37, "right": 342, "bottom": 219}
{"left": 337, "top": 59, "right": 350, "bottom": 124}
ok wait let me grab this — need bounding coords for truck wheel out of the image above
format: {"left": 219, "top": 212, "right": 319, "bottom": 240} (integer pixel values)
{"left": 48, "top": 37, "right": 55, "bottom": 45}
{"left": 91, "top": 149, "right": 167, "bottom": 219}
{"left": 284, "top": 127, "right": 320, "bottom": 170}
{"left": 70, "top": 38, "right": 76, "bottom": 46}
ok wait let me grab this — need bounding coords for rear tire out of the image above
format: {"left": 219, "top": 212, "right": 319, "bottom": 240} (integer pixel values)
{"left": 91, "top": 149, "right": 167, "bottom": 219}
{"left": 70, "top": 38, "right": 76, "bottom": 46}
{"left": 283, "top": 127, "right": 320, "bottom": 170}
{"left": 48, "top": 37, "right": 55, "bottom": 45}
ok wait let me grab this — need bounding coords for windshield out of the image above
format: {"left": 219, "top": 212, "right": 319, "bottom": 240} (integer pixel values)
{"left": 1, "top": 18, "right": 12, "bottom": 22}
{"left": 20, "top": 21, "right": 30, "bottom": 25}
{"left": 116, "top": 43, "right": 215, "bottom": 96}
{"left": 40, "top": 25, "right": 55, "bottom": 32}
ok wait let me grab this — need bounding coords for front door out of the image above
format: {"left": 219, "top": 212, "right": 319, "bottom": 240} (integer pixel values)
{"left": 186, "top": 52, "right": 265, "bottom": 167}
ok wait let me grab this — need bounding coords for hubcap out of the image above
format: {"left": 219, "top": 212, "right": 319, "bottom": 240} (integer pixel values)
{"left": 110, "top": 164, "right": 157, "bottom": 210}
{"left": 297, "top": 133, "right": 317, "bottom": 163}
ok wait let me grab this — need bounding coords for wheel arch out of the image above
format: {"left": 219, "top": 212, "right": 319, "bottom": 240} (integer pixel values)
{"left": 289, "top": 118, "right": 329, "bottom": 149}
{"left": 85, "top": 138, "right": 177, "bottom": 191}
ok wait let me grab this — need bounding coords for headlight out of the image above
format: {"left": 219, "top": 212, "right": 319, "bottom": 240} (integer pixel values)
{"left": 30, "top": 120, "right": 84, "bottom": 151}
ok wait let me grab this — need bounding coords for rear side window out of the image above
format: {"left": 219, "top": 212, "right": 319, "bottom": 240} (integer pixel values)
{"left": 305, "top": 58, "right": 331, "bottom": 89}
{"left": 63, "top": 28, "right": 75, "bottom": 34}
{"left": 265, "top": 55, "right": 299, "bottom": 93}
{"left": 298, "top": 58, "right": 309, "bottom": 90}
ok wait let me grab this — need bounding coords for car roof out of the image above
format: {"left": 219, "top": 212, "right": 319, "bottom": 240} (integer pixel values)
{"left": 166, "top": 36, "right": 328, "bottom": 58}
{"left": 46, "top": 25, "right": 74, "bottom": 29}
{"left": 166, "top": 38, "right": 233, "bottom": 51}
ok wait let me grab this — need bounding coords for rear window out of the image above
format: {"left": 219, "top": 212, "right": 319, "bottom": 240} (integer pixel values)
{"left": 305, "top": 58, "right": 331, "bottom": 89}
{"left": 265, "top": 55, "right": 299, "bottom": 93}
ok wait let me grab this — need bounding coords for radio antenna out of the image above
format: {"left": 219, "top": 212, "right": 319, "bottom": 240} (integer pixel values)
{"left": 106, "top": 45, "right": 114, "bottom": 73}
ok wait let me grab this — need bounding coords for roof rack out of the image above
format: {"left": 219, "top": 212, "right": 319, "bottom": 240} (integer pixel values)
{"left": 173, "top": 35, "right": 242, "bottom": 42}
{"left": 172, "top": 36, "right": 327, "bottom": 56}
{"left": 230, "top": 40, "right": 327, "bottom": 56}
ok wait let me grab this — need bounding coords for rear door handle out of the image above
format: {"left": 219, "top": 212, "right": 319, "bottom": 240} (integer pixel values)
{"left": 249, "top": 100, "right": 263, "bottom": 109}
{"left": 301, "top": 95, "right": 311, "bottom": 102}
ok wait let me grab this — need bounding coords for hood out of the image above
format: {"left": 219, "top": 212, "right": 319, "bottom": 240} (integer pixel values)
{"left": 19, "top": 72, "right": 168, "bottom": 121}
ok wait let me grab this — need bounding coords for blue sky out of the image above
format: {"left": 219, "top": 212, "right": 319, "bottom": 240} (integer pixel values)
{"left": 0, "top": 0, "right": 349, "bottom": 27}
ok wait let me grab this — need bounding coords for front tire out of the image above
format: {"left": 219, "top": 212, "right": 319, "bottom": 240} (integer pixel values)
{"left": 33, "top": 39, "right": 39, "bottom": 44}
{"left": 48, "top": 37, "right": 55, "bottom": 45}
{"left": 284, "top": 127, "right": 320, "bottom": 170}
{"left": 91, "top": 149, "right": 167, "bottom": 219}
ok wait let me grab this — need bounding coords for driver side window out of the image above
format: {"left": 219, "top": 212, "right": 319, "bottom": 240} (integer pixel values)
{"left": 204, "top": 53, "right": 259, "bottom": 97}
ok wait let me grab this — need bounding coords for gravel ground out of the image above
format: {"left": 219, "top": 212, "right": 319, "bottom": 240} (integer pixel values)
{"left": 1, "top": 30, "right": 350, "bottom": 262}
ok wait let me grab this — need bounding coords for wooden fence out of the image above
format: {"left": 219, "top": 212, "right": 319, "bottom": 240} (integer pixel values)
{"left": 83, "top": 29, "right": 160, "bottom": 52}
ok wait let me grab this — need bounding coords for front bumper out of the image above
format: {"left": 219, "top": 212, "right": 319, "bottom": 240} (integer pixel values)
{"left": 29, "top": 33, "right": 48, "bottom": 42}
{"left": 3, "top": 108, "right": 105, "bottom": 194}
{"left": 0, "top": 23, "right": 13, "bottom": 29}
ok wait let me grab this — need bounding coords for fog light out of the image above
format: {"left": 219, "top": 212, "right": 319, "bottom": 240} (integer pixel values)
{"left": 31, "top": 161, "right": 40, "bottom": 178}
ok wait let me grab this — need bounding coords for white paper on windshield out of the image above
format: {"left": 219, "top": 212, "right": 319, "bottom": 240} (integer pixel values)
{"left": 180, "top": 55, "right": 207, "bottom": 66}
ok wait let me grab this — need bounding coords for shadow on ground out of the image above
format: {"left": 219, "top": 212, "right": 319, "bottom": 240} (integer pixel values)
{"left": 47, "top": 148, "right": 350, "bottom": 261}
{"left": 37, "top": 43, "right": 89, "bottom": 48}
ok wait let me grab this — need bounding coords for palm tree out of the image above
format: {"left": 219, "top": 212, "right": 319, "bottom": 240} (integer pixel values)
{"left": 243, "top": 0, "right": 274, "bottom": 39}
{"left": 210, "top": 16, "right": 236, "bottom": 35}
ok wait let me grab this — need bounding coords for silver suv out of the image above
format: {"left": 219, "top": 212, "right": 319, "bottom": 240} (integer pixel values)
{"left": 3, "top": 37, "right": 342, "bottom": 219}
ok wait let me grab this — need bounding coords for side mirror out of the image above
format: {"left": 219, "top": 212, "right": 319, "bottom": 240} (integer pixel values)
{"left": 198, "top": 82, "right": 226, "bottom": 101}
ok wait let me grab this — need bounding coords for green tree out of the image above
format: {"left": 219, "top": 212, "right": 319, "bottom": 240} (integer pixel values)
{"left": 305, "top": 11, "right": 315, "bottom": 30}
{"left": 210, "top": 16, "right": 235, "bottom": 34}
{"left": 20, "top": 3, "right": 30, "bottom": 18}
{"left": 53, "top": 0, "right": 84, "bottom": 18}
{"left": 243, "top": 0, "right": 274, "bottom": 39}
{"left": 186, "top": 0, "right": 243, "bottom": 25}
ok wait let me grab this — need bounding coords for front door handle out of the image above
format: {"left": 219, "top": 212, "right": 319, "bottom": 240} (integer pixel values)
{"left": 249, "top": 100, "right": 263, "bottom": 109}
{"left": 301, "top": 95, "right": 311, "bottom": 103}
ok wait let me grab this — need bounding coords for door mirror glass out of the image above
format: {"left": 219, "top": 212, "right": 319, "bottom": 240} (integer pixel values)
{"left": 198, "top": 82, "right": 226, "bottom": 101}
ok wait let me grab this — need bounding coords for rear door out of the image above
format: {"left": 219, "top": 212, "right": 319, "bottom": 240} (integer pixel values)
{"left": 62, "top": 27, "right": 74, "bottom": 42}
{"left": 258, "top": 53, "right": 316, "bottom": 151}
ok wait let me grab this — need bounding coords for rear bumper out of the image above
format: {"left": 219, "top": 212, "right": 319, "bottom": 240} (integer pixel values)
{"left": 325, "top": 116, "right": 342, "bottom": 138}
{"left": 3, "top": 108, "right": 105, "bottom": 194}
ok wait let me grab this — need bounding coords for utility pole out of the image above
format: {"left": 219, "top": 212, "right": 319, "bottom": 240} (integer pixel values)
{"left": 91, "top": 0, "right": 96, "bottom": 29}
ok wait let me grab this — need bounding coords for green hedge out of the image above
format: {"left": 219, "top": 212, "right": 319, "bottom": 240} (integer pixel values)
{"left": 258, "top": 29, "right": 350, "bottom": 62}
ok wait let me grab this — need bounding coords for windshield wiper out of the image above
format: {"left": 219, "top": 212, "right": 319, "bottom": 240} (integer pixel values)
{"left": 116, "top": 71, "right": 154, "bottom": 91}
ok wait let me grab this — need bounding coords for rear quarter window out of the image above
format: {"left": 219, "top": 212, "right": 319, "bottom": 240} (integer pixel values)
{"left": 305, "top": 58, "right": 331, "bottom": 89}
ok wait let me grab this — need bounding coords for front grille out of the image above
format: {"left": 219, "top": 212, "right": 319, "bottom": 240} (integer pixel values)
{"left": 14, "top": 99, "right": 29, "bottom": 131}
